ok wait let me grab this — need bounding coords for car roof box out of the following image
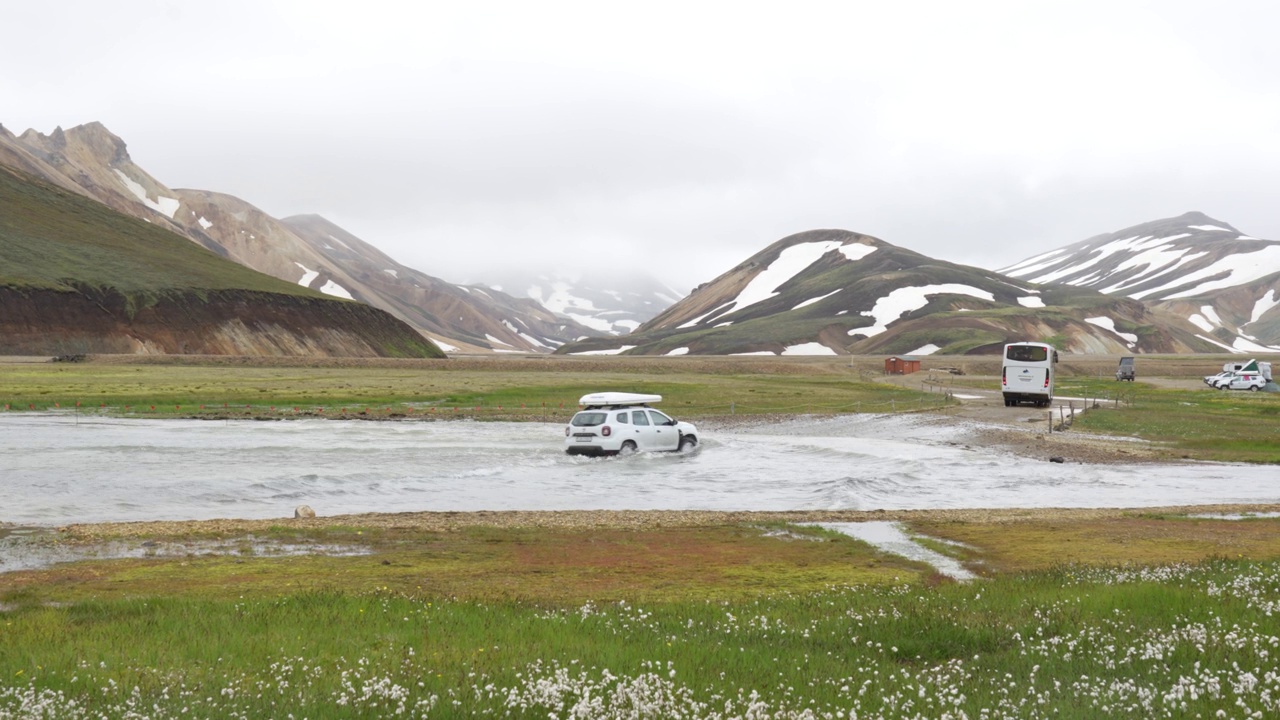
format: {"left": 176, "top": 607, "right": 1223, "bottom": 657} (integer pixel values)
{"left": 579, "top": 392, "right": 663, "bottom": 408}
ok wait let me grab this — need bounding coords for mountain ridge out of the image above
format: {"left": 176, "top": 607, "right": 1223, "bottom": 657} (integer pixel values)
{"left": 557, "top": 229, "right": 1216, "bottom": 356}
{"left": 0, "top": 163, "right": 441, "bottom": 357}
{"left": 1001, "top": 211, "right": 1280, "bottom": 351}
{"left": 0, "top": 122, "right": 601, "bottom": 353}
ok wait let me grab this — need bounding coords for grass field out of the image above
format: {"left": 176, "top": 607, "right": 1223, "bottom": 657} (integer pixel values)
{"left": 4, "top": 516, "right": 1280, "bottom": 718}
{"left": 0, "top": 356, "right": 943, "bottom": 419}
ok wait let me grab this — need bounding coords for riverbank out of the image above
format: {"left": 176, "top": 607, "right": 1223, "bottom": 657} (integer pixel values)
{"left": 52, "top": 503, "right": 1280, "bottom": 540}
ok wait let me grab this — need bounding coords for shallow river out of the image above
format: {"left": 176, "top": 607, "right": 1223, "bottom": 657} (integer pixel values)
{"left": 1, "top": 413, "right": 1275, "bottom": 526}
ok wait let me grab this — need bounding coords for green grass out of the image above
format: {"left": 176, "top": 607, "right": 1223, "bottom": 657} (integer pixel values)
{"left": 6, "top": 516, "right": 1280, "bottom": 717}
{"left": 3, "top": 554, "right": 1278, "bottom": 718}
{"left": 0, "top": 361, "right": 944, "bottom": 419}
{"left": 0, "top": 166, "right": 320, "bottom": 296}
{"left": 1062, "top": 379, "right": 1280, "bottom": 462}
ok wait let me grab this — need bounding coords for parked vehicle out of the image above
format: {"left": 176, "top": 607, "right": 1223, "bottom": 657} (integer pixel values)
{"left": 1219, "top": 372, "right": 1268, "bottom": 392}
{"left": 1115, "top": 356, "right": 1135, "bottom": 381}
{"left": 1001, "top": 342, "right": 1058, "bottom": 407}
{"left": 1221, "top": 359, "right": 1272, "bottom": 381}
{"left": 1204, "top": 371, "right": 1235, "bottom": 388}
{"left": 564, "top": 392, "right": 699, "bottom": 456}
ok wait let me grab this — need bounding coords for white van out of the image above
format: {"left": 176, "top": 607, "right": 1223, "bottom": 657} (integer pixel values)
{"left": 1001, "top": 342, "right": 1058, "bottom": 407}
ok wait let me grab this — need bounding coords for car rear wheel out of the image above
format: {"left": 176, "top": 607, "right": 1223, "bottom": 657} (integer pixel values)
{"left": 618, "top": 440, "right": 638, "bottom": 456}
{"left": 1250, "top": 385, "right": 1261, "bottom": 392}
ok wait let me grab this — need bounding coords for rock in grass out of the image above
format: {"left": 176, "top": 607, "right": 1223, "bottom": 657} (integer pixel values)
{"left": 1049, "top": 456, "right": 1065, "bottom": 463}
{"left": 294, "top": 505, "right": 316, "bottom": 518}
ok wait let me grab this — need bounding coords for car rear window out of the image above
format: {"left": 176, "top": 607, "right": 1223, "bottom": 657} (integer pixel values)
{"left": 571, "top": 412, "right": 607, "bottom": 427}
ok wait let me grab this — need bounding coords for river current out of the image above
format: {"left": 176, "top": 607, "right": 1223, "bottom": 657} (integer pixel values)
{"left": 0, "top": 413, "right": 1274, "bottom": 526}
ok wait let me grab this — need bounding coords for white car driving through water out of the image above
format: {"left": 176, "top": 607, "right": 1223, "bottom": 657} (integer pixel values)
{"left": 564, "top": 392, "right": 699, "bottom": 456}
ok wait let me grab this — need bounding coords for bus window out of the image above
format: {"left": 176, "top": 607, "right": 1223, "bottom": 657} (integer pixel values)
{"left": 1006, "top": 345, "right": 1048, "bottom": 362}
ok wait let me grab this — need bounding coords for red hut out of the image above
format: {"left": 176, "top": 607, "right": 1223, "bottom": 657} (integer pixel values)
{"left": 884, "top": 355, "right": 921, "bottom": 375}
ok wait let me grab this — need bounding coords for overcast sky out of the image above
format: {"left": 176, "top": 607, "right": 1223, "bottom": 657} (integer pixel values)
{"left": 4, "top": 0, "right": 1279, "bottom": 292}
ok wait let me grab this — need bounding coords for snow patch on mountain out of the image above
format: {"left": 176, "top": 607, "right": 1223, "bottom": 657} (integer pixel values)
{"left": 999, "top": 247, "right": 1066, "bottom": 277}
{"left": 1189, "top": 224, "right": 1233, "bottom": 233}
{"left": 563, "top": 312, "right": 617, "bottom": 334}
{"left": 518, "top": 332, "right": 553, "bottom": 349}
{"left": 1148, "top": 246, "right": 1280, "bottom": 300}
{"left": 907, "top": 344, "right": 941, "bottom": 356}
{"left": 1249, "top": 290, "right": 1280, "bottom": 325}
{"left": 1017, "top": 296, "right": 1045, "bottom": 308}
{"left": 521, "top": 276, "right": 677, "bottom": 335}
{"left": 197, "top": 216, "right": 213, "bottom": 229}
{"left": 792, "top": 289, "right": 842, "bottom": 311}
{"left": 1200, "top": 305, "right": 1222, "bottom": 326}
{"left": 293, "top": 262, "right": 319, "bottom": 288}
{"left": 1188, "top": 313, "right": 1215, "bottom": 333}
{"left": 1233, "top": 336, "right": 1280, "bottom": 353}
{"left": 665, "top": 347, "right": 690, "bottom": 356}
{"left": 1095, "top": 240, "right": 1205, "bottom": 294}
{"left": 678, "top": 304, "right": 732, "bottom": 329}
{"left": 430, "top": 337, "right": 459, "bottom": 353}
{"left": 839, "top": 244, "right": 878, "bottom": 262}
{"left": 570, "top": 345, "right": 636, "bottom": 356}
{"left": 531, "top": 281, "right": 586, "bottom": 315}
{"left": 318, "top": 280, "right": 353, "bottom": 300}
{"left": 1085, "top": 317, "right": 1137, "bottom": 346}
{"left": 731, "top": 240, "right": 845, "bottom": 312}
{"left": 782, "top": 342, "right": 836, "bottom": 356}
{"left": 849, "top": 284, "right": 995, "bottom": 338}
{"left": 113, "top": 169, "right": 180, "bottom": 219}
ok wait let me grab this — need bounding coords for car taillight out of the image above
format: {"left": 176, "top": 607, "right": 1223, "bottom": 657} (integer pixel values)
{"left": 602, "top": 425, "right": 612, "bottom": 437}
{"left": 1044, "top": 370, "right": 1050, "bottom": 388}
{"left": 1002, "top": 368, "right": 1006, "bottom": 386}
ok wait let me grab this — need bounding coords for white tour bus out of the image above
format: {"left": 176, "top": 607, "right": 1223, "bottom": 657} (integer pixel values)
{"left": 1001, "top": 341, "right": 1058, "bottom": 407}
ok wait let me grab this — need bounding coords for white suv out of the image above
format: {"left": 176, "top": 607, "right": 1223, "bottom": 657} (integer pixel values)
{"left": 564, "top": 393, "right": 699, "bottom": 456}
{"left": 1219, "top": 372, "right": 1267, "bottom": 392}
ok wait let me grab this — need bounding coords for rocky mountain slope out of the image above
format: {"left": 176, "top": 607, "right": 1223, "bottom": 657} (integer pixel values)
{"left": 282, "top": 215, "right": 584, "bottom": 352}
{"left": 0, "top": 122, "right": 599, "bottom": 353}
{"left": 1000, "top": 212, "right": 1280, "bottom": 352}
{"left": 557, "top": 229, "right": 1217, "bottom": 356}
{"left": 0, "top": 164, "right": 442, "bottom": 358}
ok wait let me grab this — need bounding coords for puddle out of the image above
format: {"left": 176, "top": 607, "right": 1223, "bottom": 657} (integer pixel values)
{"left": 0, "top": 529, "right": 371, "bottom": 573}
{"left": 1186, "top": 511, "right": 1280, "bottom": 521}
{"left": 807, "top": 521, "right": 978, "bottom": 581}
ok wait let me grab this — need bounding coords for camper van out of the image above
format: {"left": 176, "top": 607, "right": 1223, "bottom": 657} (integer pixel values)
{"left": 1001, "top": 342, "right": 1058, "bottom": 407}
{"left": 1223, "top": 359, "right": 1273, "bottom": 382}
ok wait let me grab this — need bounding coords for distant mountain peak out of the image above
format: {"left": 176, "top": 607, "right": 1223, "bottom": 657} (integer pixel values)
{"left": 1001, "top": 213, "right": 1280, "bottom": 352}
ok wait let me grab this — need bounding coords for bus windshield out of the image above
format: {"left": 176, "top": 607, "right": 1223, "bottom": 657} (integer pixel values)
{"left": 1006, "top": 345, "right": 1048, "bottom": 363}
